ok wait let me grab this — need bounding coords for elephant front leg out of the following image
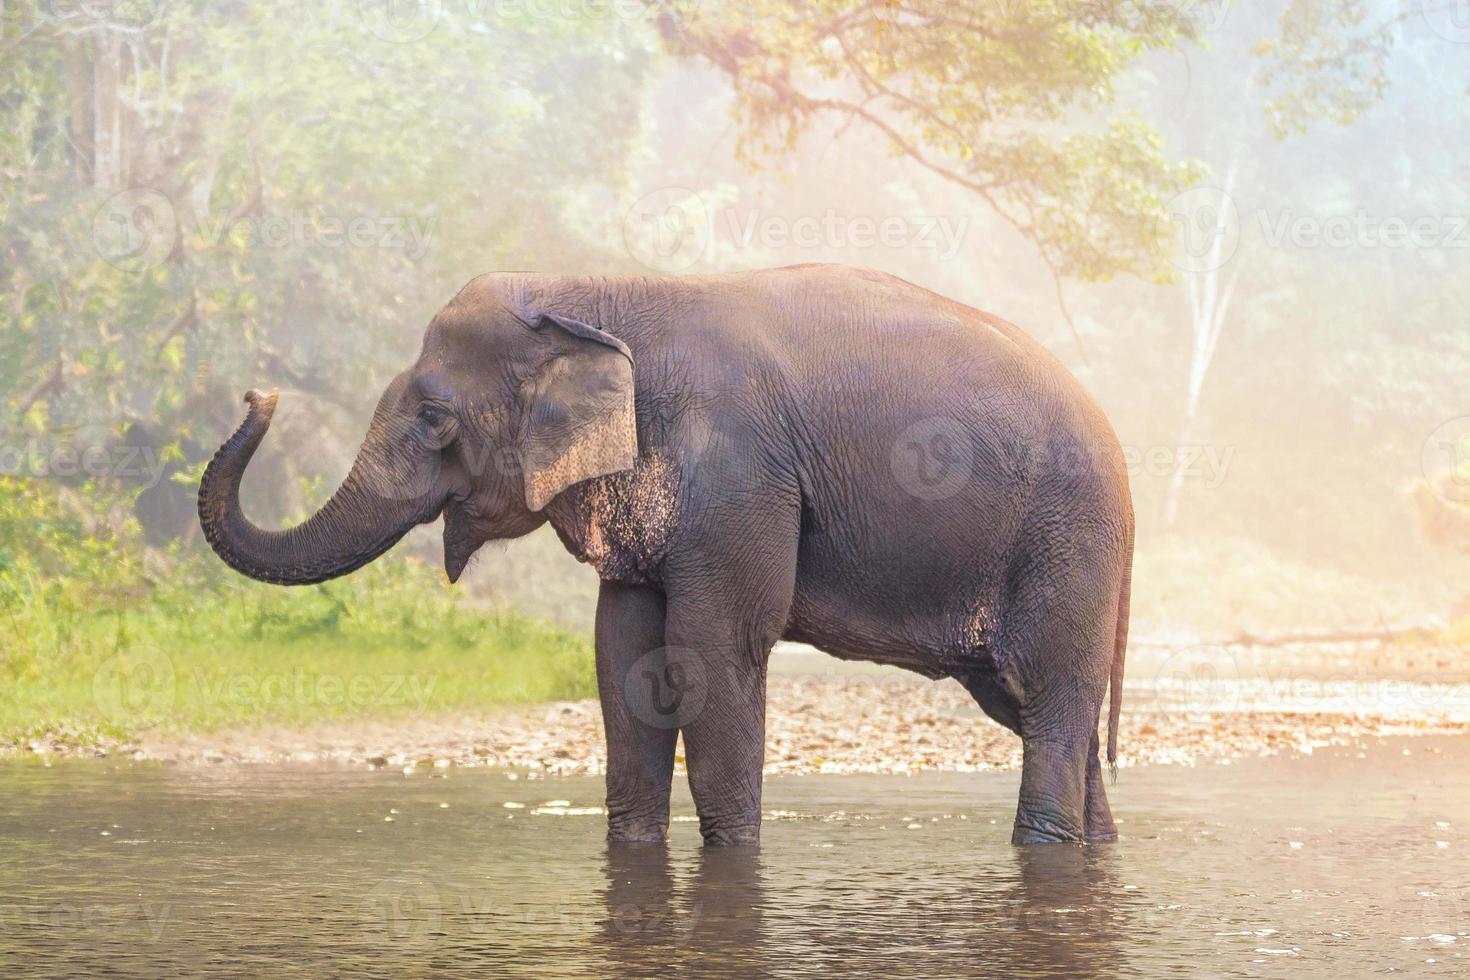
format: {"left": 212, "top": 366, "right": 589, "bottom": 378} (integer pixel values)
{"left": 665, "top": 595, "right": 788, "bottom": 847}
{"left": 681, "top": 650, "right": 768, "bottom": 846}
{"left": 596, "top": 581, "right": 677, "bottom": 844}
{"left": 660, "top": 482, "right": 799, "bottom": 846}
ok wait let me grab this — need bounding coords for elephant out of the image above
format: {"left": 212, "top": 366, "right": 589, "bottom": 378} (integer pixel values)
{"left": 198, "top": 264, "right": 1134, "bottom": 846}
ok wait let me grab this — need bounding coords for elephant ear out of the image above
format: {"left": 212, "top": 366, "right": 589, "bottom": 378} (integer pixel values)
{"left": 517, "top": 313, "right": 637, "bottom": 511}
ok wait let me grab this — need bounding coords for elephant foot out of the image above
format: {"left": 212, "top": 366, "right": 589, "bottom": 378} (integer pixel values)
{"left": 1011, "top": 818, "right": 1086, "bottom": 846}
{"left": 700, "top": 824, "right": 761, "bottom": 847}
{"left": 607, "top": 831, "right": 668, "bottom": 846}
{"left": 606, "top": 818, "right": 669, "bottom": 845}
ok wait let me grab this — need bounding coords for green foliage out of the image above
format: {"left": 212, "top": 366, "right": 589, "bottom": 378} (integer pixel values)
{"left": 1254, "top": 0, "right": 1396, "bottom": 138}
{"left": 0, "top": 478, "right": 594, "bottom": 746}
{"left": 1, "top": 0, "right": 655, "bottom": 501}
{"left": 0, "top": 477, "right": 144, "bottom": 658}
{"left": 659, "top": 0, "right": 1207, "bottom": 283}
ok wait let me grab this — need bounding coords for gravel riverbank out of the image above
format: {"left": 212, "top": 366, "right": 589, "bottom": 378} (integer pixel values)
{"left": 15, "top": 641, "right": 1470, "bottom": 774}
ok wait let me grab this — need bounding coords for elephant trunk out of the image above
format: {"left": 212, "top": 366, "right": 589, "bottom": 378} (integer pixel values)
{"left": 198, "top": 389, "right": 432, "bottom": 586}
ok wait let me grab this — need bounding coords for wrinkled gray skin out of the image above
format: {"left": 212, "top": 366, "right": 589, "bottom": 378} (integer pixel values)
{"left": 199, "top": 265, "right": 1133, "bottom": 846}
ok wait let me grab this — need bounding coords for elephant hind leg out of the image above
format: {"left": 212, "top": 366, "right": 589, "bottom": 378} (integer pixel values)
{"left": 1012, "top": 725, "right": 1091, "bottom": 845}
{"left": 1084, "top": 732, "right": 1117, "bottom": 842}
{"left": 1000, "top": 524, "right": 1127, "bottom": 844}
{"left": 960, "top": 669, "right": 1023, "bottom": 737}
{"left": 974, "top": 672, "right": 1113, "bottom": 844}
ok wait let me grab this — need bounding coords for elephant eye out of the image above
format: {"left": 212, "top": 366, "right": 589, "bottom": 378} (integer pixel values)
{"left": 418, "top": 403, "right": 449, "bottom": 426}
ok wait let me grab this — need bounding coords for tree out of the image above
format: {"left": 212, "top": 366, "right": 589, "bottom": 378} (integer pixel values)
{"left": 655, "top": 0, "right": 1448, "bottom": 529}
{"left": 1, "top": 0, "right": 653, "bottom": 530}
{"left": 654, "top": 0, "right": 1208, "bottom": 353}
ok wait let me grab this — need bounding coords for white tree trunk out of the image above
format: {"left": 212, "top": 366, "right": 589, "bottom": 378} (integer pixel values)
{"left": 1164, "top": 153, "right": 1242, "bottom": 526}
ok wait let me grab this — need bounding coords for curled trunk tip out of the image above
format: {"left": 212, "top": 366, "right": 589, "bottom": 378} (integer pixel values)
{"left": 245, "top": 387, "right": 280, "bottom": 417}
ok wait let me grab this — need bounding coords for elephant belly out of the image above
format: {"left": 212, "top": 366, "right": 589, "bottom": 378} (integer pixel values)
{"left": 784, "top": 581, "right": 1002, "bottom": 680}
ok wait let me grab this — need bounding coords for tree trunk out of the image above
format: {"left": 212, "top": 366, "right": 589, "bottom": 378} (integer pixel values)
{"left": 61, "top": 36, "right": 94, "bottom": 182}
{"left": 1164, "top": 154, "right": 1242, "bottom": 526}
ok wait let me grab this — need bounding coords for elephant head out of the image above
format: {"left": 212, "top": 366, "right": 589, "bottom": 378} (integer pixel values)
{"left": 197, "top": 279, "right": 637, "bottom": 585}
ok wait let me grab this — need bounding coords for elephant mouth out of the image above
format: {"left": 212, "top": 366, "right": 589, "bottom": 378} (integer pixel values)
{"left": 442, "top": 497, "right": 481, "bottom": 584}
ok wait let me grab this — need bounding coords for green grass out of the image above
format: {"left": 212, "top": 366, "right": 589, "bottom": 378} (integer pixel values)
{"left": 0, "top": 478, "right": 595, "bottom": 748}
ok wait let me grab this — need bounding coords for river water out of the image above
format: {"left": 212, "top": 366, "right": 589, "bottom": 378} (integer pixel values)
{"left": 2, "top": 735, "right": 1467, "bottom": 977}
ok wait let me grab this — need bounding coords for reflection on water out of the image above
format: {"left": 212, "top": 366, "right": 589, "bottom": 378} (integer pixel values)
{"left": 593, "top": 839, "right": 1132, "bottom": 978}
{"left": 2, "top": 736, "right": 1468, "bottom": 977}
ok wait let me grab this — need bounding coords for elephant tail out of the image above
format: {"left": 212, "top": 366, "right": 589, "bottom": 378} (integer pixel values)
{"left": 1107, "top": 520, "right": 1133, "bottom": 779}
